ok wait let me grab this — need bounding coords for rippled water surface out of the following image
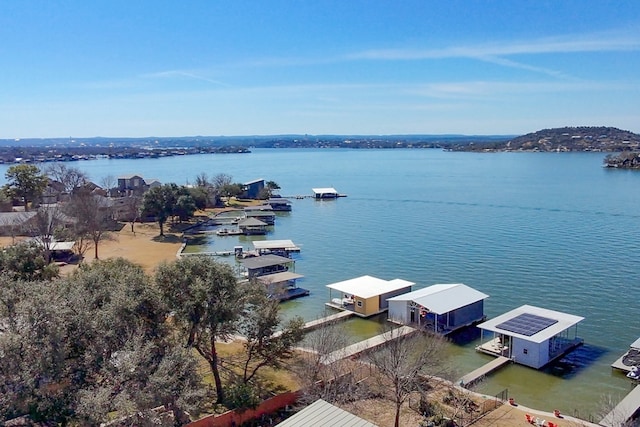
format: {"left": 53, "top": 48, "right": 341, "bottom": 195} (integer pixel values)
{"left": 4, "top": 148, "right": 639, "bottom": 417}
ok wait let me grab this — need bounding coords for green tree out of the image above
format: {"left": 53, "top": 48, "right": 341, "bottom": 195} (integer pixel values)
{"left": 3, "top": 164, "right": 48, "bottom": 211}
{"left": 0, "top": 240, "right": 59, "bottom": 281}
{"left": 174, "top": 193, "right": 197, "bottom": 222}
{"left": 155, "top": 256, "right": 243, "bottom": 403}
{"left": 141, "top": 184, "right": 178, "bottom": 236}
{"left": 234, "top": 283, "right": 304, "bottom": 384}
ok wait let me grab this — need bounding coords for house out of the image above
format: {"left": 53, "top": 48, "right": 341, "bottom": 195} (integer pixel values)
{"left": 117, "top": 175, "right": 160, "bottom": 196}
{"left": 325, "top": 275, "right": 414, "bottom": 318}
{"left": 387, "top": 283, "right": 488, "bottom": 335}
{"left": 312, "top": 187, "right": 339, "bottom": 199}
{"left": 237, "top": 217, "right": 268, "bottom": 235}
{"left": 241, "top": 179, "right": 265, "bottom": 199}
{"left": 476, "top": 304, "right": 584, "bottom": 369}
{"left": 0, "top": 211, "right": 37, "bottom": 236}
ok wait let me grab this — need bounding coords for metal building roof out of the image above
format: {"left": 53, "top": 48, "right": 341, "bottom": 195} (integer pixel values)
{"left": 253, "top": 240, "right": 299, "bottom": 250}
{"left": 326, "top": 275, "right": 414, "bottom": 299}
{"left": 477, "top": 304, "right": 584, "bottom": 344}
{"left": 276, "top": 399, "right": 377, "bottom": 427}
{"left": 387, "top": 283, "right": 488, "bottom": 314}
{"left": 240, "top": 254, "right": 294, "bottom": 269}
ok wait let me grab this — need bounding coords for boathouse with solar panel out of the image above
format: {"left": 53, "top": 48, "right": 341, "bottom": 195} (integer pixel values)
{"left": 326, "top": 275, "right": 414, "bottom": 318}
{"left": 387, "top": 283, "right": 489, "bottom": 335}
{"left": 476, "top": 305, "right": 584, "bottom": 369}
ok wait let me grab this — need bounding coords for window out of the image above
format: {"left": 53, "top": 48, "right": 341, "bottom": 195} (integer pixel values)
{"left": 523, "top": 348, "right": 528, "bottom": 355}
{"left": 357, "top": 301, "right": 362, "bottom": 307}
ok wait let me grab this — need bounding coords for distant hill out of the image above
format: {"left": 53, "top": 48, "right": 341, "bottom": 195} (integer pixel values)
{"left": 449, "top": 126, "right": 640, "bottom": 152}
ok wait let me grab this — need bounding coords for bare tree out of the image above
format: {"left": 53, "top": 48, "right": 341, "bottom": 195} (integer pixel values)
{"left": 101, "top": 174, "right": 117, "bottom": 196}
{"left": 367, "top": 327, "right": 448, "bottom": 427}
{"left": 45, "top": 163, "right": 88, "bottom": 194}
{"left": 212, "top": 173, "right": 233, "bottom": 190}
{"left": 25, "top": 204, "right": 66, "bottom": 263}
{"left": 66, "top": 189, "right": 113, "bottom": 259}
{"left": 123, "top": 195, "right": 142, "bottom": 234}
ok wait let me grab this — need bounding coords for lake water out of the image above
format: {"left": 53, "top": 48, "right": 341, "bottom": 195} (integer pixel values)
{"left": 3, "top": 148, "right": 639, "bottom": 419}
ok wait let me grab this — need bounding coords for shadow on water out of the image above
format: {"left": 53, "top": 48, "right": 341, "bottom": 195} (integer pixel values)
{"left": 447, "top": 325, "right": 482, "bottom": 346}
{"left": 543, "top": 344, "right": 609, "bottom": 379}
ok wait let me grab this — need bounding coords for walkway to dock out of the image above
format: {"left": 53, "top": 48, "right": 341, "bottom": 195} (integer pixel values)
{"left": 321, "top": 325, "right": 416, "bottom": 365}
{"left": 600, "top": 384, "right": 640, "bottom": 427}
{"left": 458, "top": 356, "right": 511, "bottom": 387}
{"left": 272, "top": 310, "right": 354, "bottom": 338}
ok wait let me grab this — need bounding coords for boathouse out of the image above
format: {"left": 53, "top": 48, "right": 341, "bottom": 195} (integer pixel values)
{"left": 240, "top": 254, "right": 295, "bottom": 279}
{"left": 326, "top": 275, "right": 414, "bottom": 318}
{"left": 312, "top": 187, "right": 339, "bottom": 199}
{"left": 476, "top": 304, "right": 584, "bottom": 369}
{"left": 267, "top": 197, "right": 292, "bottom": 211}
{"left": 241, "top": 178, "right": 264, "bottom": 199}
{"left": 253, "top": 239, "right": 301, "bottom": 256}
{"left": 387, "top": 283, "right": 488, "bottom": 335}
{"left": 237, "top": 217, "right": 268, "bottom": 235}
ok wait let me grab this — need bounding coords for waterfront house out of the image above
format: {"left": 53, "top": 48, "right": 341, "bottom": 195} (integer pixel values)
{"left": 326, "top": 275, "right": 414, "bottom": 318}
{"left": 237, "top": 217, "right": 268, "bottom": 235}
{"left": 241, "top": 178, "right": 264, "bottom": 199}
{"left": 476, "top": 304, "right": 584, "bottom": 369}
{"left": 312, "top": 187, "right": 339, "bottom": 199}
{"left": 387, "top": 283, "right": 488, "bottom": 335}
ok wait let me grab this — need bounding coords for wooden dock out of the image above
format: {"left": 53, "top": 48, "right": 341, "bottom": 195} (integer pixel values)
{"left": 600, "top": 384, "right": 640, "bottom": 427}
{"left": 321, "top": 325, "right": 416, "bottom": 365}
{"left": 459, "top": 356, "right": 511, "bottom": 387}
{"left": 271, "top": 310, "right": 354, "bottom": 338}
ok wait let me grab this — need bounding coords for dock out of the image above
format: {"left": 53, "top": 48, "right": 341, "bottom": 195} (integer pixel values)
{"left": 600, "top": 384, "right": 640, "bottom": 427}
{"left": 321, "top": 325, "right": 416, "bottom": 365}
{"left": 458, "top": 356, "right": 512, "bottom": 387}
{"left": 272, "top": 310, "right": 354, "bottom": 338}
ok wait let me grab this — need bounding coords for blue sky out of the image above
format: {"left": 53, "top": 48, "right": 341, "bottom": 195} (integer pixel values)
{"left": 1, "top": 0, "right": 639, "bottom": 138}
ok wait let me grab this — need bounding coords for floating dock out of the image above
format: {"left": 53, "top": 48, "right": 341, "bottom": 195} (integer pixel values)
{"left": 458, "top": 356, "right": 512, "bottom": 387}
{"left": 321, "top": 325, "right": 416, "bottom": 365}
{"left": 600, "top": 384, "right": 640, "bottom": 427}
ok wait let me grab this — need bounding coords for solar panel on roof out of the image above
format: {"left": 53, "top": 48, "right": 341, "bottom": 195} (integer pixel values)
{"left": 496, "top": 313, "right": 558, "bottom": 337}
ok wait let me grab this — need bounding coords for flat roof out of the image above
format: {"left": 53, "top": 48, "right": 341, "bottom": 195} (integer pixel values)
{"left": 276, "top": 399, "right": 377, "bottom": 427}
{"left": 477, "top": 305, "right": 584, "bottom": 344}
{"left": 387, "top": 283, "right": 488, "bottom": 315}
{"left": 312, "top": 187, "right": 338, "bottom": 194}
{"left": 240, "top": 254, "right": 293, "bottom": 269}
{"left": 326, "top": 275, "right": 414, "bottom": 299}
{"left": 238, "top": 217, "right": 267, "bottom": 227}
{"left": 257, "top": 271, "right": 304, "bottom": 284}
{"left": 631, "top": 337, "right": 640, "bottom": 349}
{"left": 253, "top": 239, "right": 299, "bottom": 250}
{"left": 268, "top": 198, "right": 291, "bottom": 203}
{"left": 49, "top": 241, "right": 76, "bottom": 251}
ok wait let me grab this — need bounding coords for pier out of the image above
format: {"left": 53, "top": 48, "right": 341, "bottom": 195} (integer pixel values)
{"left": 458, "top": 356, "right": 511, "bottom": 387}
{"left": 272, "top": 310, "right": 354, "bottom": 338}
{"left": 321, "top": 325, "right": 416, "bottom": 365}
{"left": 600, "top": 385, "right": 640, "bottom": 427}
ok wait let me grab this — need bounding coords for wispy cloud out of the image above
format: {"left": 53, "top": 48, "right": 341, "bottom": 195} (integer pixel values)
{"left": 347, "top": 32, "right": 640, "bottom": 60}
{"left": 142, "top": 70, "right": 229, "bottom": 86}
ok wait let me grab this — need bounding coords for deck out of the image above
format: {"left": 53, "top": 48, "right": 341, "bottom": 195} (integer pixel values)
{"left": 324, "top": 301, "right": 389, "bottom": 318}
{"left": 612, "top": 346, "right": 640, "bottom": 373}
{"left": 600, "top": 384, "right": 640, "bottom": 426}
{"left": 458, "top": 356, "right": 512, "bottom": 387}
{"left": 321, "top": 325, "right": 416, "bottom": 365}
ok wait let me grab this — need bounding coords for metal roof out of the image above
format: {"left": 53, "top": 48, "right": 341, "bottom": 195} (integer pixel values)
{"left": 276, "top": 399, "right": 377, "bottom": 427}
{"left": 387, "top": 283, "right": 488, "bottom": 314}
{"left": 257, "top": 271, "right": 304, "bottom": 284}
{"left": 631, "top": 337, "right": 640, "bottom": 349}
{"left": 240, "top": 254, "right": 294, "bottom": 269}
{"left": 326, "top": 275, "right": 414, "bottom": 299}
{"left": 312, "top": 187, "right": 338, "bottom": 194}
{"left": 253, "top": 240, "right": 299, "bottom": 250}
{"left": 238, "top": 217, "right": 267, "bottom": 227}
{"left": 268, "top": 198, "right": 291, "bottom": 203}
{"left": 477, "top": 305, "right": 584, "bottom": 344}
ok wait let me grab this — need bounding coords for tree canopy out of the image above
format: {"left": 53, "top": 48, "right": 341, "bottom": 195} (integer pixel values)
{"left": 3, "top": 164, "right": 48, "bottom": 211}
